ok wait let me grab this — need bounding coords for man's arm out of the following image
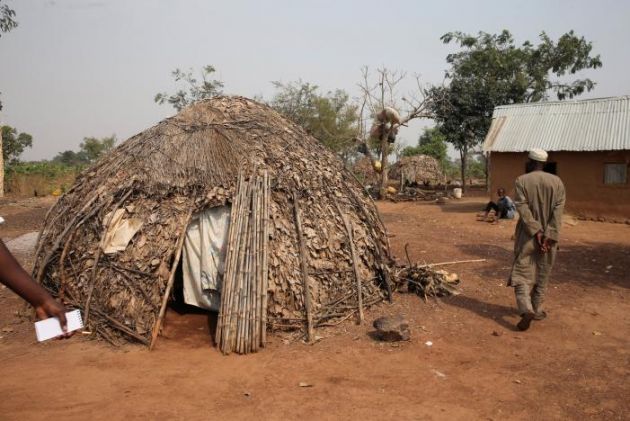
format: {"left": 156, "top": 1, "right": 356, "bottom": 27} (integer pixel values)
{"left": 0, "top": 239, "right": 68, "bottom": 330}
{"left": 544, "top": 180, "right": 566, "bottom": 243}
{"left": 514, "top": 178, "right": 542, "bottom": 236}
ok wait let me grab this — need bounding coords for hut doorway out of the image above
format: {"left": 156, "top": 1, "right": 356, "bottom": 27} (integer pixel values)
{"left": 181, "top": 206, "right": 231, "bottom": 312}
{"left": 163, "top": 206, "right": 231, "bottom": 345}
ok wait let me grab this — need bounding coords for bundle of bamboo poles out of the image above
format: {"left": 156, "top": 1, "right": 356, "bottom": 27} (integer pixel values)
{"left": 216, "top": 171, "right": 270, "bottom": 355}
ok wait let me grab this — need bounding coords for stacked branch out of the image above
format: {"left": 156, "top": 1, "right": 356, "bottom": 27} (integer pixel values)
{"left": 391, "top": 264, "right": 461, "bottom": 299}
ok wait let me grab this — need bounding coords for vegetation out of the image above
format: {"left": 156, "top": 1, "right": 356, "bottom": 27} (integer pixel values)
{"left": 430, "top": 30, "right": 602, "bottom": 190}
{"left": 0, "top": 0, "right": 18, "bottom": 111}
{"left": 53, "top": 135, "right": 116, "bottom": 165}
{"left": 1, "top": 125, "right": 33, "bottom": 164}
{"left": 401, "top": 127, "right": 448, "bottom": 164}
{"left": 154, "top": 65, "right": 224, "bottom": 111}
{"left": 269, "top": 81, "right": 360, "bottom": 164}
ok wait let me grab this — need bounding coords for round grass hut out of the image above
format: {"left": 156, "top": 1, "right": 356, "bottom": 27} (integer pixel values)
{"left": 390, "top": 155, "right": 445, "bottom": 186}
{"left": 33, "top": 96, "right": 392, "bottom": 354}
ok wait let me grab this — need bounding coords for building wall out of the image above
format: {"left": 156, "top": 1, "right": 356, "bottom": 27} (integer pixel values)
{"left": 489, "top": 151, "right": 630, "bottom": 221}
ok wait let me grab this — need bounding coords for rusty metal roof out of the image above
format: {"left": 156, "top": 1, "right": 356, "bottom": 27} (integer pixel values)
{"left": 483, "top": 95, "right": 630, "bottom": 152}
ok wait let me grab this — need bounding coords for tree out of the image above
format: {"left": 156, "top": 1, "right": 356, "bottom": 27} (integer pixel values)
{"left": 355, "top": 67, "right": 436, "bottom": 198}
{"left": 0, "top": 0, "right": 17, "bottom": 196}
{"left": 401, "top": 127, "right": 447, "bottom": 164}
{"left": 78, "top": 135, "right": 116, "bottom": 163}
{"left": 432, "top": 30, "right": 602, "bottom": 190}
{"left": 429, "top": 80, "right": 488, "bottom": 190}
{"left": 0, "top": 0, "right": 18, "bottom": 112}
{"left": 1, "top": 125, "right": 33, "bottom": 164}
{"left": 154, "top": 65, "right": 224, "bottom": 111}
{"left": 270, "top": 81, "right": 360, "bottom": 164}
{"left": 52, "top": 150, "right": 89, "bottom": 166}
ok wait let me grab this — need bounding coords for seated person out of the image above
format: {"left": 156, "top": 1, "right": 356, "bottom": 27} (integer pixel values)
{"left": 482, "top": 188, "right": 516, "bottom": 220}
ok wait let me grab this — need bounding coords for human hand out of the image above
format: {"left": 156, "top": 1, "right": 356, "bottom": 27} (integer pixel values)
{"left": 34, "top": 297, "right": 74, "bottom": 339}
{"left": 543, "top": 237, "right": 556, "bottom": 252}
{"left": 535, "top": 231, "right": 547, "bottom": 253}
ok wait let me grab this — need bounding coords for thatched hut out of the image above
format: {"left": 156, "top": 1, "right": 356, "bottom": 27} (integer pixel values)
{"left": 352, "top": 156, "right": 380, "bottom": 186}
{"left": 390, "top": 155, "right": 445, "bottom": 186}
{"left": 32, "top": 97, "right": 392, "bottom": 354}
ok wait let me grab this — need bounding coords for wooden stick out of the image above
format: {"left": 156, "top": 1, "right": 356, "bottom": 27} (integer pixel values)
{"left": 217, "top": 172, "right": 242, "bottom": 350}
{"left": 58, "top": 229, "right": 77, "bottom": 301}
{"left": 228, "top": 174, "right": 249, "bottom": 353}
{"left": 224, "top": 173, "right": 246, "bottom": 350}
{"left": 292, "top": 190, "right": 314, "bottom": 343}
{"left": 35, "top": 193, "right": 104, "bottom": 284}
{"left": 330, "top": 197, "right": 364, "bottom": 324}
{"left": 261, "top": 171, "right": 270, "bottom": 347}
{"left": 346, "top": 221, "right": 364, "bottom": 323}
{"left": 224, "top": 171, "right": 247, "bottom": 353}
{"left": 149, "top": 210, "right": 193, "bottom": 350}
{"left": 421, "top": 259, "right": 486, "bottom": 268}
{"left": 235, "top": 178, "right": 253, "bottom": 354}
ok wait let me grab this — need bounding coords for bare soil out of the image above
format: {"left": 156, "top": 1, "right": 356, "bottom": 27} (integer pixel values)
{"left": 1, "top": 196, "right": 628, "bottom": 420}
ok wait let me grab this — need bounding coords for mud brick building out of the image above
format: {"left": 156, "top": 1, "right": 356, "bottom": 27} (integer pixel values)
{"left": 483, "top": 96, "right": 630, "bottom": 221}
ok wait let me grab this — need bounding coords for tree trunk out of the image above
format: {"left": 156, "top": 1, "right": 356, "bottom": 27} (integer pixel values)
{"left": 0, "top": 128, "right": 4, "bottom": 197}
{"left": 459, "top": 147, "right": 467, "bottom": 193}
{"left": 379, "top": 130, "right": 390, "bottom": 198}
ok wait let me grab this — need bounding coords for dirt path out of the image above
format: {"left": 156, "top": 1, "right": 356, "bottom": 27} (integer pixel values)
{"left": 1, "top": 197, "right": 628, "bottom": 420}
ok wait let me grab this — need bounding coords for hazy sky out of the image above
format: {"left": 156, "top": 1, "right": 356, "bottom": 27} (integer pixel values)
{"left": 1, "top": 0, "right": 629, "bottom": 160}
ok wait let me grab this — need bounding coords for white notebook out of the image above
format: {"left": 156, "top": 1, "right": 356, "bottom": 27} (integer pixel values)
{"left": 34, "top": 309, "right": 83, "bottom": 342}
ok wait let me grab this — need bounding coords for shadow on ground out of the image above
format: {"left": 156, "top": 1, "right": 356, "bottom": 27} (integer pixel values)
{"left": 456, "top": 242, "right": 630, "bottom": 290}
{"left": 442, "top": 294, "right": 519, "bottom": 331}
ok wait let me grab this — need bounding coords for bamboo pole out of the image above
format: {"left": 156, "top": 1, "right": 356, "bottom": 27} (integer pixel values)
{"left": 235, "top": 179, "right": 253, "bottom": 354}
{"left": 292, "top": 190, "right": 314, "bottom": 343}
{"left": 261, "top": 171, "right": 270, "bottom": 346}
{"left": 223, "top": 172, "right": 248, "bottom": 353}
{"left": 217, "top": 173, "right": 243, "bottom": 350}
{"left": 149, "top": 210, "right": 193, "bottom": 350}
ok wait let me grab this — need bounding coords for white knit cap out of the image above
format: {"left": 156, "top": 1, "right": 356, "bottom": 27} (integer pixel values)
{"left": 528, "top": 148, "right": 548, "bottom": 162}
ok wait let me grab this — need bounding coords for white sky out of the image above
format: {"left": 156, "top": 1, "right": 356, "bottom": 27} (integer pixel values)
{"left": 1, "top": 0, "right": 629, "bottom": 160}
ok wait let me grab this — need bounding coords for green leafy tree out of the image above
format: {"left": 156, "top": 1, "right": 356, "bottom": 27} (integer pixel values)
{"left": 0, "top": 0, "right": 16, "bottom": 36}
{"left": 1, "top": 125, "right": 33, "bottom": 164}
{"left": 0, "top": 0, "right": 18, "bottom": 111}
{"left": 431, "top": 30, "right": 602, "bottom": 190}
{"left": 154, "top": 65, "right": 224, "bottom": 111}
{"left": 270, "top": 81, "right": 360, "bottom": 164}
{"left": 52, "top": 150, "right": 89, "bottom": 166}
{"left": 401, "top": 127, "right": 448, "bottom": 164}
{"left": 78, "top": 135, "right": 116, "bottom": 163}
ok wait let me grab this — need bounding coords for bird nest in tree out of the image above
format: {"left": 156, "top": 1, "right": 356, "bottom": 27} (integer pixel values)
{"left": 32, "top": 96, "right": 394, "bottom": 353}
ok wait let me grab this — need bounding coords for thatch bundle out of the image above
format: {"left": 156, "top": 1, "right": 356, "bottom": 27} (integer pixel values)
{"left": 32, "top": 96, "right": 392, "bottom": 351}
{"left": 390, "top": 155, "right": 445, "bottom": 186}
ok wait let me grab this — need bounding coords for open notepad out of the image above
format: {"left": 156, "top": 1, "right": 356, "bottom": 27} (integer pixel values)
{"left": 34, "top": 309, "right": 83, "bottom": 342}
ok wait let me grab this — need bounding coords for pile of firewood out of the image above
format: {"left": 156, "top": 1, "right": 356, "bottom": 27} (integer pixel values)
{"left": 391, "top": 264, "right": 461, "bottom": 299}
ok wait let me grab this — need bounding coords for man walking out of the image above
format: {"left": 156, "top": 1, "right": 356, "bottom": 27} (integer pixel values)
{"left": 509, "top": 149, "right": 565, "bottom": 331}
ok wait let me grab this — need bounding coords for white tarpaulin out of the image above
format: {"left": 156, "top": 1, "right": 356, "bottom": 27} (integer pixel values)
{"left": 182, "top": 206, "right": 231, "bottom": 311}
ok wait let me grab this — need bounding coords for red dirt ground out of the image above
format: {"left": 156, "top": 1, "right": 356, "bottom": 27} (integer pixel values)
{"left": 1, "top": 196, "right": 628, "bottom": 420}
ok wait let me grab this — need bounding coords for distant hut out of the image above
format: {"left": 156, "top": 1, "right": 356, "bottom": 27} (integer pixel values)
{"left": 33, "top": 97, "right": 392, "bottom": 354}
{"left": 390, "top": 155, "right": 445, "bottom": 187}
{"left": 353, "top": 156, "right": 380, "bottom": 186}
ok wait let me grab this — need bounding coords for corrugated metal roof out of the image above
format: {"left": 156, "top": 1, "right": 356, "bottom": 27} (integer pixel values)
{"left": 483, "top": 95, "right": 630, "bottom": 152}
